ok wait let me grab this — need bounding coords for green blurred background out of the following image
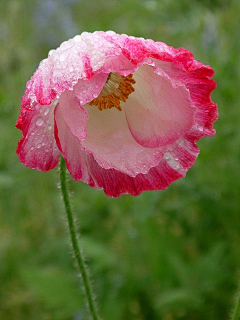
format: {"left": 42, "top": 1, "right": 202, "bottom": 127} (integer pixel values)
{"left": 0, "top": 0, "right": 239, "bottom": 319}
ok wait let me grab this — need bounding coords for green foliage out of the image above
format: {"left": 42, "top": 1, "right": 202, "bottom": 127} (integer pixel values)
{"left": 0, "top": 0, "right": 240, "bottom": 319}
{"left": 20, "top": 266, "right": 85, "bottom": 319}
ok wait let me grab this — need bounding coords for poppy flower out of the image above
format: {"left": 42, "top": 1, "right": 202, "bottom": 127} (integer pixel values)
{"left": 16, "top": 31, "right": 218, "bottom": 197}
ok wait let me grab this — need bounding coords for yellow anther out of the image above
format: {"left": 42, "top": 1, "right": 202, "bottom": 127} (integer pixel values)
{"left": 89, "top": 73, "right": 136, "bottom": 111}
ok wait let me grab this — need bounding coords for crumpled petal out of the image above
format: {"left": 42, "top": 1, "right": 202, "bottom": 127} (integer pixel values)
{"left": 54, "top": 102, "right": 89, "bottom": 181}
{"left": 125, "top": 64, "right": 195, "bottom": 148}
{"left": 57, "top": 89, "right": 88, "bottom": 142}
{"left": 16, "top": 102, "right": 60, "bottom": 171}
{"left": 66, "top": 151, "right": 184, "bottom": 197}
{"left": 80, "top": 104, "right": 166, "bottom": 177}
{"left": 151, "top": 58, "right": 218, "bottom": 138}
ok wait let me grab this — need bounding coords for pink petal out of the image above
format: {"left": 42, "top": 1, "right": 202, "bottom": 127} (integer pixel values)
{"left": 78, "top": 135, "right": 200, "bottom": 197}
{"left": 53, "top": 105, "right": 190, "bottom": 197}
{"left": 16, "top": 102, "right": 60, "bottom": 171}
{"left": 57, "top": 89, "right": 88, "bottom": 142}
{"left": 150, "top": 58, "right": 218, "bottom": 139}
{"left": 125, "top": 64, "right": 195, "bottom": 148}
{"left": 55, "top": 99, "right": 200, "bottom": 197}
{"left": 80, "top": 104, "right": 167, "bottom": 177}
{"left": 71, "top": 152, "right": 183, "bottom": 197}
{"left": 21, "top": 32, "right": 137, "bottom": 109}
{"left": 54, "top": 102, "right": 93, "bottom": 183}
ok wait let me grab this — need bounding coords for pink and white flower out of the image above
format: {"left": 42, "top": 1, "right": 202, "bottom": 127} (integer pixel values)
{"left": 16, "top": 31, "right": 218, "bottom": 197}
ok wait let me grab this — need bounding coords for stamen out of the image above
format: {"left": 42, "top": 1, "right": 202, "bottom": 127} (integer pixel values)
{"left": 89, "top": 73, "right": 136, "bottom": 111}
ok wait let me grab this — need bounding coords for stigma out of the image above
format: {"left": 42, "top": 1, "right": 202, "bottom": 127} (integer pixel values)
{"left": 89, "top": 72, "right": 136, "bottom": 111}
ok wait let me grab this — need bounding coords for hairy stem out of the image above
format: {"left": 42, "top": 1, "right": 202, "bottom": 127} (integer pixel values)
{"left": 231, "top": 290, "right": 240, "bottom": 320}
{"left": 60, "top": 156, "right": 101, "bottom": 320}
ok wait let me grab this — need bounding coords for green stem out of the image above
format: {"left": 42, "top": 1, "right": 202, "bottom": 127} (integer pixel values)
{"left": 60, "top": 156, "right": 101, "bottom": 320}
{"left": 231, "top": 291, "right": 240, "bottom": 320}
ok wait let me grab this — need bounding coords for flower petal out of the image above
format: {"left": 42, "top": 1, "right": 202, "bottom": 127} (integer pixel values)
{"left": 82, "top": 135, "right": 200, "bottom": 197}
{"left": 57, "top": 89, "right": 88, "bottom": 141}
{"left": 55, "top": 96, "right": 200, "bottom": 197}
{"left": 21, "top": 31, "right": 137, "bottom": 110}
{"left": 151, "top": 58, "right": 218, "bottom": 139}
{"left": 80, "top": 104, "right": 167, "bottom": 177}
{"left": 54, "top": 101, "right": 89, "bottom": 181}
{"left": 125, "top": 64, "right": 195, "bottom": 148}
{"left": 74, "top": 153, "right": 183, "bottom": 197}
{"left": 16, "top": 102, "right": 60, "bottom": 171}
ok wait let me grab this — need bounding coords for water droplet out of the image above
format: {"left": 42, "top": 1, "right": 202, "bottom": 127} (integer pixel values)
{"left": 44, "top": 107, "right": 50, "bottom": 116}
{"left": 48, "top": 124, "right": 52, "bottom": 131}
{"left": 173, "top": 163, "right": 180, "bottom": 170}
{"left": 36, "top": 143, "right": 41, "bottom": 149}
{"left": 42, "top": 142, "right": 45, "bottom": 147}
{"left": 45, "top": 148, "right": 49, "bottom": 153}
{"left": 164, "top": 154, "right": 170, "bottom": 160}
{"left": 36, "top": 117, "right": 44, "bottom": 127}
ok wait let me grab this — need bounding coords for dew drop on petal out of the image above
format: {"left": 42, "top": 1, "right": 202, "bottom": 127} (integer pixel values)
{"left": 173, "top": 163, "right": 180, "bottom": 170}
{"left": 36, "top": 116, "right": 44, "bottom": 126}
{"left": 44, "top": 107, "right": 50, "bottom": 116}
{"left": 36, "top": 143, "right": 41, "bottom": 149}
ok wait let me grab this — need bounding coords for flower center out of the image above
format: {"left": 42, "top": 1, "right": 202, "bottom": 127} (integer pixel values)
{"left": 89, "top": 72, "right": 136, "bottom": 111}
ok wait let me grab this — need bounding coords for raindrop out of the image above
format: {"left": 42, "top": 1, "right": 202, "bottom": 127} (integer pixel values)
{"left": 48, "top": 124, "right": 52, "bottom": 130}
{"left": 44, "top": 107, "right": 50, "bottom": 116}
{"left": 36, "top": 143, "right": 41, "bottom": 149}
{"left": 36, "top": 117, "right": 44, "bottom": 126}
{"left": 173, "top": 163, "right": 180, "bottom": 170}
{"left": 197, "top": 125, "right": 204, "bottom": 132}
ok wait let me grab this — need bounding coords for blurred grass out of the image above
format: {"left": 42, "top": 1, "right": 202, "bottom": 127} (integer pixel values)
{"left": 0, "top": 0, "right": 240, "bottom": 319}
